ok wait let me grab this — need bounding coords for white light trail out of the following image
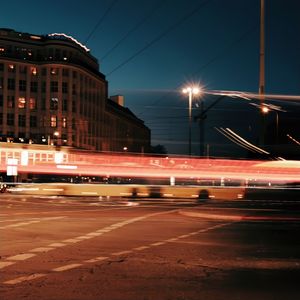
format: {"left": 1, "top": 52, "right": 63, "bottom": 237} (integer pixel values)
{"left": 216, "top": 127, "right": 270, "bottom": 155}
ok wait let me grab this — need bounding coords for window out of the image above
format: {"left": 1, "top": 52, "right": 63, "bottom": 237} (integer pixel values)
{"left": 31, "top": 67, "right": 37, "bottom": 75}
{"left": 19, "top": 80, "right": 26, "bottom": 91}
{"left": 7, "top": 78, "right": 15, "bottom": 90}
{"left": 18, "top": 115, "right": 26, "bottom": 127}
{"left": 18, "top": 97, "right": 26, "bottom": 108}
{"left": 0, "top": 94, "right": 3, "bottom": 106}
{"left": 50, "top": 97, "right": 58, "bottom": 110}
{"left": 50, "top": 115, "right": 57, "bottom": 127}
{"left": 8, "top": 64, "right": 15, "bottom": 72}
{"left": 72, "top": 71, "right": 77, "bottom": 79}
{"left": 0, "top": 63, "right": 4, "bottom": 71}
{"left": 62, "top": 117, "right": 67, "bottom": 128}
{"left": 7, "top": 113, "right": 14, "bottom": 126}
{"left": 42, "top": 68, "right": 47, "bottom": 76}
{"left": 72, "top": 84, "right": 77, "bottom": 95}
{"left": 50, "top": 68, "right": 58, "bottom": 75}
{"left": 62, "top": 68, "right": 69, "bottom": 76}
{"left": 30, "top": 82, "right": 38, "bottom": 92}
{"left": 7, "top": 96, "right": 14, "bottom": 108}
{"left": 62, "top": 99, "right": 68, "bottom": 111}
{"left": 50, "top": 81, "right": 58, "bottom": 92}
{"left": 0, "top": 77, "right": 3, "bottom": 89}
{"left": 29, "top": 98, "right": 36, "bottom": 110}
{"left": 30, "top": 116, "right": 37, "bottom": 127}
{"left": 0, "top": 113, "right": 2, "bottom": 124}
{"left": 62, "top": 82, "right": 68, "bottom": 93}
{"left": 20, "top": 66, "right": 27, "bottom": 74}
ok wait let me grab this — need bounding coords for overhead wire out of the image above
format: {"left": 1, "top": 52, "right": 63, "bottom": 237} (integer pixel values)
{"left": 136, "top": 22, "right": 259, "bottom": 117}
{"left": 106, "top": 0, "right": 212, "bottom": 76}
{"left": 85, "top": 0, "right": 119, "bottom": 44}
{"left": 101, "top": 0, "right": 167, "bottom": 61}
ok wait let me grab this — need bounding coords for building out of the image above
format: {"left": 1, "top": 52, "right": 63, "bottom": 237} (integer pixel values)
{"left": 0, "top": 28, "right": 150, "bottom": 153}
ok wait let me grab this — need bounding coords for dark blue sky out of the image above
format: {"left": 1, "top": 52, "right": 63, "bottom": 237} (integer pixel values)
{"left": 2, "top": 0, "right": 300, "bottom": 156}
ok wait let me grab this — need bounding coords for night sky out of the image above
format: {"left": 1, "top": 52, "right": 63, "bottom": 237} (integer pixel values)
{"left": 1, "top": 0, "right": 300, "bottom": 157}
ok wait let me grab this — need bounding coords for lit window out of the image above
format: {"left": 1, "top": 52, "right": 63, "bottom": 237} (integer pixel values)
{"left": 8, "top": 64, "right": 15, "bottom": 71}
{"left": 50, "top": 115, "right": 57, "bottom": 127}
{"left": 51, "top": 68, "right": 57, "bottom": 75}
{"left": 7, "top": 96, "right": 14, "bottom": 108}
{"left": 31, "top": 67, "right": 37, "bottom": 75}
{"left": 18, "top": 97, "right": 26, "bottom": 108}
{"left": 29, "top": 98, "right": 36, "bottom": 110}
{"left": 50, "top": 97, "right": 58, "bottom": 110}
{"left": 62, "top": 117, "right": 67, "bottom": 128}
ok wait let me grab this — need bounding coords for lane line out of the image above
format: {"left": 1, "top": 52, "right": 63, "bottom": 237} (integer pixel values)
{"left": 112, "top": 250, "right": 132, "bottom": 256}
{"left": 4, "top": 273, "right": 46, "bottom": 285}
{"left": 8, "top": 253, "right": 36, "bottom": 261}
{"left": 48, "top": 243, "right": 66, "bottom": 247}
{"left": 151, "top": 242, "right": 165, "bottom": 246}
{"left": 0, "top": 216, "right": 66, "bottom": 229}
{"left": 2, "top": 209, "right": 180, "bottom": 281}
{"left": 63, "top": 238, "right": 81, "bottom": 243}
{"left": 0, "top": 261, "right": 16, "bottom": 269}
{"left": 85, "top": 256, "right": 108, "bottom": 263}
{"left": 133, "top": 246, "right": 150, "bottom": 251}
{"left": 30, "top": 247, "right": 54, "bottom": 253}
{"left": 52, "top": 263, "right": 82, "bottom": 272}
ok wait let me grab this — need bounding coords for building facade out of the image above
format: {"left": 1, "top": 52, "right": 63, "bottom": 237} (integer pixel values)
{"left": 0, "top": 28, "right": 150, "bottom": 153}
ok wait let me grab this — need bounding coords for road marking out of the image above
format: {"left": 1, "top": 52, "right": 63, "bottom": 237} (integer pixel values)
{"left": 63, "top": 238, "right": 80, "bottom": 243}
{"left": 52, "top": 263, "right": 82, "bottom": 272}
{"left": 30, "top": 247, "right": 54, "bottom": 253}
{"left": 0, "top": 261, "right": 15, "bottom": 269}
{"left": 8, "top": 253, "right": 36, "bottom": 261}
{"left": 178, "top": 234, "right": 190, "bottom": 239}
{"left": 0, "top": 216, "right": 66, "bottom": 229}
{"left": 4, "top": 273, "right": 46, "bottom": 285}
{"left": 96, "top": 229, "right": 111, "bottom": 232}
{"left": 85, "top": 256, "right": 108, "bottom": 263}
{"left": 76, "top": 236, "right": 93, "bottom": 240}
{"left": 86, "top": 232, "right": 103, "bottom": 236}
{"left": 166, "top": 238, "right": 178, "bottom": 242}
{"left": 48, "top": 242, "right": 66, "bottom": 247}
{"left": 2, "top": 209, "right": 180, "bottom": 282}
{"left": 112, "top": 250, "right": 132, "bottom": 256}
{"left": 134, "top": 246, "right": 150, "bottom": 251}
{"left": 151, "top": 242, "right": 165, "bottom": 246}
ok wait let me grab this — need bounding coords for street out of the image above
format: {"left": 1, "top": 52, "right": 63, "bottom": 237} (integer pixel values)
{"left": 1, "top": 194, "right": 300, "bottom": 300}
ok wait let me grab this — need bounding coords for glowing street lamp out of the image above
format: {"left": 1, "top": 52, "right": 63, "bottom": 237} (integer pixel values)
{"left": 261, "top": 106, "right": 279, "bottom": 144}
{"left": 182, "top": 86, "right": 201, "bottom": 155}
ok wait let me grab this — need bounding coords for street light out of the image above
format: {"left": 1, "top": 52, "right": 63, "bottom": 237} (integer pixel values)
{"left": 182, "top": 86, "right": 201, "bottom": 155}
{"left": 261, "top": 106, "right": 279, "bottom": 144}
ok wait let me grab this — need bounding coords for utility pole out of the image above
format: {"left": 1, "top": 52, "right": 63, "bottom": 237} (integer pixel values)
{"left": 259, "top": 0, "right": 266, "bottom": 146}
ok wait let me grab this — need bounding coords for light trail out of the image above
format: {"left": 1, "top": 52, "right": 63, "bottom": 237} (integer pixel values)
{"left": 0, "top": 144, "right": 299, "bottom": 184}
{"left": 215, "top": 127, "right": 270, "bottom": 155}
{"left": 205, "top": 89, "right": 300, "bottom": 103}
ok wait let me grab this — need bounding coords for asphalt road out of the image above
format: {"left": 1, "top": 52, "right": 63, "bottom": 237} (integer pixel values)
{"left": 1, "top": 194, "right": 300, "bottom": 300}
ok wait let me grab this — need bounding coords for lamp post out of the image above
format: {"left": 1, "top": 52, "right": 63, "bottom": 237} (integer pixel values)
{"left": 182, "top": 86, "right": 200, "bottom": 156}
{"left": 261, "top": 106, "right": 279, "bottom": 144}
